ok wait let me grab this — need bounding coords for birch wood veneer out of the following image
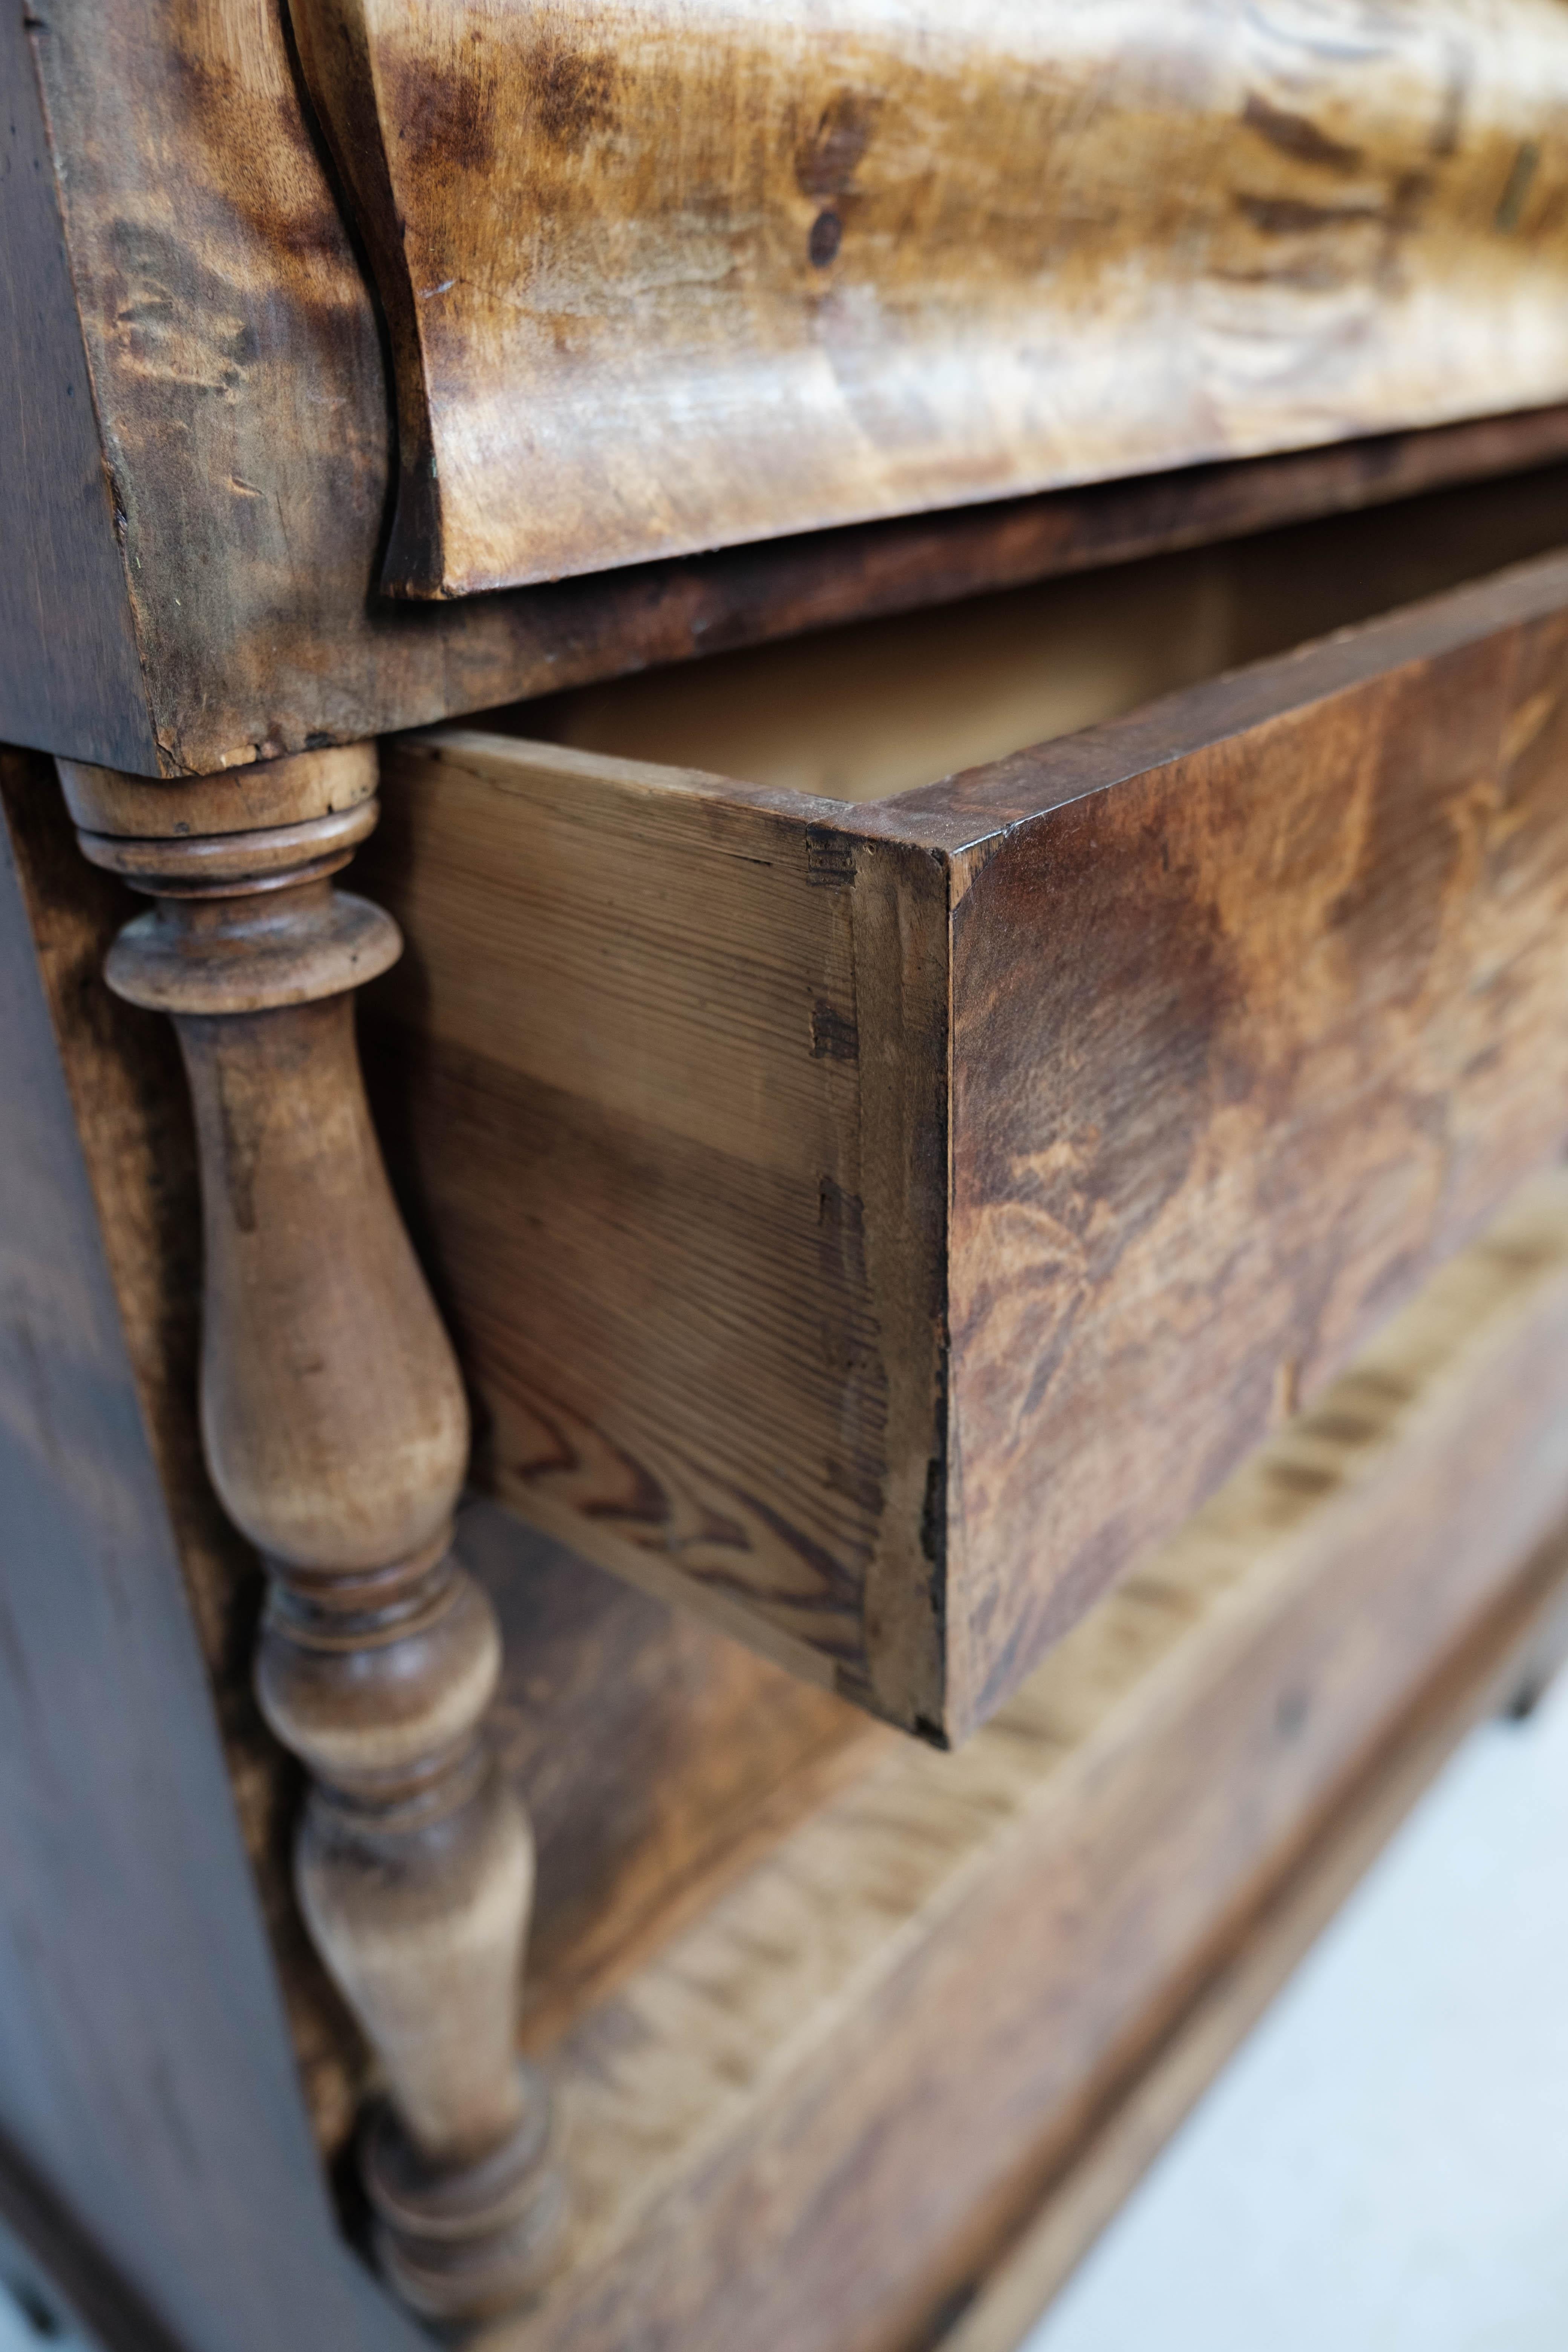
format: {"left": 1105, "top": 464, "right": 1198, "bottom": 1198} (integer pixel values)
{"left": 57, "top": 747, "right": 564, "bottom": 2323}
{"left": 288, "top": 0, "right": 1568, "bottom": 597}
{"left": 364, "top": 534, "right": 1568, "bottom": 1740}
{"left": 12, "top": 0, "right": 1568, "bottom": 774}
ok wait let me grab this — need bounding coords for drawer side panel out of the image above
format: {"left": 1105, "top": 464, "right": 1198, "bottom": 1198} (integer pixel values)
{"left": 363, "top": 735, "right": 951, "bottom": 1724}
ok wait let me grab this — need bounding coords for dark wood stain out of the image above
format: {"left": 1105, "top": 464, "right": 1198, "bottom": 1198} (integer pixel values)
{"left": 530, "top": 41, "right": 617, "bottom": 152}
{"left": 793, "top": 89, "right": 880, "bottom": 199}
{"left": 945, "top": 580, "right": 1568, "bottom": 1729}
{"left": 12, "top": 4, "right": 1568, "bottom": 770}
{"left": 0, "top": 8, "right": 155, "bottom": 770}
{"left": 1241, "top": 92, "right": 1363, "bottom": 175}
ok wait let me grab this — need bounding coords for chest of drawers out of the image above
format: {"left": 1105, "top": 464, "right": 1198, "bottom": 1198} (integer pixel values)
{"left": 6, "top": 7, "right": 1568, "bottom": 2349}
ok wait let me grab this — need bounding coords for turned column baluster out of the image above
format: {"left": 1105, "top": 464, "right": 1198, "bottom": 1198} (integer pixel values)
{"left": 57, "top": 745, "right": 564, "bottom": 2324}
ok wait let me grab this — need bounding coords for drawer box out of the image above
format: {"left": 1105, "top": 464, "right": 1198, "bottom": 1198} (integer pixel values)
{"left": 363, "top": 504, "right": 1568, "bottom": 1740}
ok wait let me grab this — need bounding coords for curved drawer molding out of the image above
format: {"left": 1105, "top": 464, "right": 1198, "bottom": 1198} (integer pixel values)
{"left": 289, "top": 0, "right": 1568, "bottom": 597}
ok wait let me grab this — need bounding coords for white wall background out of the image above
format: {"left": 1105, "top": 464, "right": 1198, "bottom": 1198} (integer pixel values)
{"left": 1027, "top": 1674, "right": 1568, "bottom": 2352}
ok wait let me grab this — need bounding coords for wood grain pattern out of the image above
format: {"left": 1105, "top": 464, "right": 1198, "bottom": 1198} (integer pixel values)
{"left": 1, "top": 751, "right": 366, "bottom": 2158}
{"left": 16, "top": 0, "right": 1568, "bottom": 771}
{"left": 67, "top": 752, "right": 570, "bottom": 2321}
{"left": 290, "top": 0, "right": 1568, "bottom": 597}
{"left": 0, "top": 0, "right": 156, "bottom": 771}
{"left": 936, "top": 1520, "right": 1568, "bottom": 2352}
{"left": 460, "top": 1501, "right": 880, "bottom": 2051}
{"left": 939, "top": 554, "right": 1568, "bottom": 1726}
{"left": 472, "top": 1171, "right": 1568, "bottom": 2352}
{"left": 367, "top": 535, "right": 1568, "bottom": 1739}
{"left": 362, "top": 737, "right": 951, "bottom": 1726}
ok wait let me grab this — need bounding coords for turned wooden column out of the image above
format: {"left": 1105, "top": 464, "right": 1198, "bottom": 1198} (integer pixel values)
{"left": 57, "top": 745, "right": 564, "bottom": 2323}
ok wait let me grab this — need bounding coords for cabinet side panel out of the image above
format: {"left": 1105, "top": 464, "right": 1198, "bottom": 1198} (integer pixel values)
{"left": 0, "top": 10, "right": 153, "bottom": 769}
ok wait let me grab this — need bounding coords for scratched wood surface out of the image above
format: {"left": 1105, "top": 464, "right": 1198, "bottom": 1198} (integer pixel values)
{"left": 367, "top": 517, "right": 1568, "bottom": 1739}
{"left": 472, "top": 1172, "right": 1568, "bottom": 2352}
{"left": 289, "top": 0, "right": 1568, "bottom": 597}
{"left": 14, "top": 0, "right": 1568, "bottom": 773}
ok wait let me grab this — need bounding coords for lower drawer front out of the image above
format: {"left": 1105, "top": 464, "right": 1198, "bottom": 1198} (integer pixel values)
{"left": 364, "top": 517, "right": 1568, "bottom": 1743}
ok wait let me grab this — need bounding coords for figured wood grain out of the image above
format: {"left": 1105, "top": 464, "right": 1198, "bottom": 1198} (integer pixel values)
{"left": 290, "top": 0, "right": 1568, "bottom": 597}
{"left": 0, "top": 5, "right": 156, "bottom": 772}
{"left": 369, "top": 535, "right": 1568, "bottom": 1738}
{"left": 472, "top": 1172, "right": 1568, "bottom": 2352}
{"left": 938, "top": 550, "right": 1568, "bottom": 1727}
{"left": 17, "top": 0, "right": 1568, "bottom": 772}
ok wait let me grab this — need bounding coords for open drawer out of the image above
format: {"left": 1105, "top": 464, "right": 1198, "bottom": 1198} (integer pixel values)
{"left": 361, "top": 475, "right": 1568, "bottom": 1741}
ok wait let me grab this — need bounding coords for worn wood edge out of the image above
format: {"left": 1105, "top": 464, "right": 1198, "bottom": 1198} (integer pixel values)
{"left": 0, "top": 7, "right": 156, "bottom": 774}
{"left": 557, "top": 405, "right": 1568, "bottom": 668}
{"left": 851, "top": 833, "right": 952, "bottom": 1732}
{"left": 933, "top": 1522, "right": 1568, "bottom": 2352}
{"left": 475, "top": 1167, "right": 1568, "bottom": 2349}
{"left": 896, "top": 544, "right": 1568, "bottom": 861}
{"left": 397, "top": 724, "right": 860, "bottom": 833}
{"left": 417, "top": 540, "right": 1568, "bottom": 879}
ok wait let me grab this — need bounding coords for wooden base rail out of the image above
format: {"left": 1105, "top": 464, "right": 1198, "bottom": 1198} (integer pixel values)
{"left": 55, "top": 745, "right": 564, "bottom": 2324}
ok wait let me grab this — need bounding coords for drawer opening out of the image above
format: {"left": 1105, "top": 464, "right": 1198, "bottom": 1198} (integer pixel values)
{"left": 498, "top": 461, "right": 1568, "bottom": 804}
{"left": 370, "top": 458, "right": 1568, "bottom": 1744}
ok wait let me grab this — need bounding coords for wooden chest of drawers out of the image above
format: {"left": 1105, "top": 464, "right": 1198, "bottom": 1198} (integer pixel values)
{"left": 7, "top": 6, "right": 1568, "bottom": 2349}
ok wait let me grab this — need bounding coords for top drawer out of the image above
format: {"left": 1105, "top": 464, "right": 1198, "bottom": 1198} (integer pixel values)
{"left": 22, "top": 2, "right": 1568, "bottom": 774}
{"left": 363, "top": 479, "right": 1568, "bottom": 1740}
{"left": 289, "top": 0, "right": 1568, "bottom": 597}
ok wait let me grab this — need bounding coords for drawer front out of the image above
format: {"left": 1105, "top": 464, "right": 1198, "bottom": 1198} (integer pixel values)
{"left": 291, "top": 0, "right": 1568, "bottom": 597}
{"left": 366, "top": 544, "right": 1568, "bottom": 1740}
{"left": 943, "top": 564, "right": 1568, "bottom": 1724}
